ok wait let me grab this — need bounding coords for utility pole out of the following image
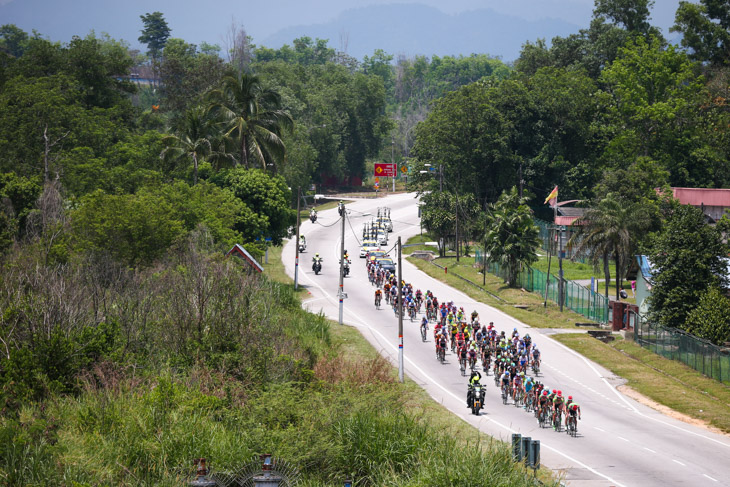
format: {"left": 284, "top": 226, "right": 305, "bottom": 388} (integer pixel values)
{"left": 483, "top": 207, "right": 488, "bottom": 286}
{"left": 544, "top": 225, "right": 553, "bottom": 308}
{"left": 397, "top": 236, "right": 404, "bottom": 383}
{"left": 454, "top": 191, "right": 460, "bottom": 262}
{"left": 558, "top": 225, "right": 564, "bottom": 312}
{"left": 294, "top": 187, "right": 301, "bottom": 290}
{"left": 338, "top": 202, "right": 346, "bottom": 325}
{"left": 439, "top": 164, "right": 443, "bottom": 192}
{"left": 391, "top": 139, "right": 396, "bottom": 193}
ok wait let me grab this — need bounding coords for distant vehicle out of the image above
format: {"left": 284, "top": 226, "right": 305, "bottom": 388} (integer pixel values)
{"left": 378, "top": 231, "right": 388, "bottom": 246}
{"left": 368, "top": 250, "right": 388, "bottom": 262}
{"left": 378, "top": 217, "right": 393, "bottom": 232}
{"left": 360, "top": 240, "right": 378, "bottom": 258}
{"left": 377, "top": 257, "right": 396, "bottom": 273}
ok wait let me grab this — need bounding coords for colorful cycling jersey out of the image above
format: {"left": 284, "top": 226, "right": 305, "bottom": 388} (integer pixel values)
{"left": 525, "top": 381, "right": 533, "bottom": 392}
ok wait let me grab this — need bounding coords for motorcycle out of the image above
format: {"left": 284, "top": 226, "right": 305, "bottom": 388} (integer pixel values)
{"left": 310, "top": 211, "right": 317, "bottom": 223}
{"left": 468, "top": 384, "right": 485, "bottom": 415}
{"left": 342, "top": 259, "right": 350, "bottom": 277}
{"left": 298, "top": 239, "right": 306, "bottom": 253}
{"left": 312, "top": 258, "right": 322, "bottom": 275}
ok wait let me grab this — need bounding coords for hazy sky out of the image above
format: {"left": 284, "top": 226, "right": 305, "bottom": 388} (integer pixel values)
{"left": 0, "top": 0, "right": 683, "bottom": 54}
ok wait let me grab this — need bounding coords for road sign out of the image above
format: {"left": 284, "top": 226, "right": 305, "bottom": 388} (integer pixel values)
{"left": 400, "top": 165, "right": 408, "bottom": 174}
{"left": 374, "top": 163, "right": 396, "bottom": 177}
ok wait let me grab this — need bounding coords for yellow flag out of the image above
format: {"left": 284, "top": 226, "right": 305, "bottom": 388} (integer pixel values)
{"left": 544, "top": 186, "right": 558, "bottom": 205}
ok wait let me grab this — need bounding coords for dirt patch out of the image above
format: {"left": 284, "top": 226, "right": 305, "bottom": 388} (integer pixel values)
{"left": 617, "top": 384, "right": 730, "bottom": 437}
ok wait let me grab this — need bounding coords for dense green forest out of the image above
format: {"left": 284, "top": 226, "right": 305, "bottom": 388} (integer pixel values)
{"left": 2, "top": 0, "right": 730, "bottom": 483}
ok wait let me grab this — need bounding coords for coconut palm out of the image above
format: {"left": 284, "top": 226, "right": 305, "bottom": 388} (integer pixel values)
{"left": 207, "top": 71, "right": 293, "bottom": 170}
{"left": 161, "top": 106, "right": 211, "bottom": 185}
{"left": 569, "top": 194, "right": 651, "bottom": 300}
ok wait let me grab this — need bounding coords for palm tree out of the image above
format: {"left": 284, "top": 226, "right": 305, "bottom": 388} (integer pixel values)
{"left": 207, "top": 71, "right": 293, "bottom": 170}
{"left": 161, "top": 106, "right": 211, "bottom": 185}
{"left": 569, "top": 195, "right": 650, "bottom": 300}
{"left": 484, "top": 188, "right": 541, "bottom": 287}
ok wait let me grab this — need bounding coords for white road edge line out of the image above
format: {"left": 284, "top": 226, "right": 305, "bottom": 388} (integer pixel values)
{"left": 546, "top": 329, "right": 730, "bottom": 449}
{"left": 643, "top": 447, "right": 656, "bottom": 453}
{"left": 617, "top": 436, "right": 630, "bottom": 442}
{"left": 703, "top": 474, "right": 718, "bottom": 482}
{"left": 296, "top": 259, "right": 630, "bottom": 487}
{"left": 672, "top": 459, "right": 685, "bottom": 466}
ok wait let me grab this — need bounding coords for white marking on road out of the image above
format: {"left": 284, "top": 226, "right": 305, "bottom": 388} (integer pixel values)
{"left": 703, "top": 474, "right": 718, "bottom": 482}
{"left": 617, "top": 436, "right": 630, "bottom": 442}
{"left": 673, "top": 459, "right": 685, "bottom": 466}
{"left": 295, "top": 259, "right": 630, "bottom": 487}
{"left": 643, "top": 447, "right": 656, "bottom": 453}
{"left": 546, "top": 334, "right": 730, "bottom": 449}
{"left": 593, "top": 427, "right": 605, "bottom": 432}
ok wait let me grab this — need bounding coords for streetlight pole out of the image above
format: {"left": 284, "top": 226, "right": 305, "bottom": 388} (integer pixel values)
{"left": 295, "top": 187, "right": 301, "bottom": 290}
{"left": 397, "top": 236, "right": 404, "bottom": 383}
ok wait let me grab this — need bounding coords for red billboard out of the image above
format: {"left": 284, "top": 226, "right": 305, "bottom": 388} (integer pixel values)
{"left": 374, "top": 163, "right": 396, "bottom": 177}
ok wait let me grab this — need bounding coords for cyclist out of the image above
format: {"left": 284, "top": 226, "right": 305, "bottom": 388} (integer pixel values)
{"left": 421, "top": 316, "right": 428, "bottom": 336}
{"left": 513, "top": 372, "right": 524, "bottom": 402}
{"left": 524, "top": 376, "right": 534, "bottom": 409}
{"left": 567, "top": 402, "right": 581, "bottom": 429}
{"left": 467, "top": 343, "right": 478, "bottom": 369}
{"left": 552, "top": 391, "right": 565, "bottom": 430}
{"left": 374, "top": 288, "right": 382, "bottom": 307}
{"left": 538, "top": 390, "right": 550, "bottom": 422}
{"left": 500, "top": 369, "right": 511, "bottom": 398}
{"left": 471, "top": 309, "right": 479, "bottom": 323}
{"left": 532, "top": 347, "right": 541, "bottom": 368}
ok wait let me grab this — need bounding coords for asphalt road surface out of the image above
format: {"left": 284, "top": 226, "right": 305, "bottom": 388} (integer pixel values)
{"left": 284, "top": 193, "right": 730, "bottom": 487}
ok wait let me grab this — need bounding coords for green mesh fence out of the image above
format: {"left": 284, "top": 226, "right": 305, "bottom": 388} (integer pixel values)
{"left": 475, "top": 250, "right": 608, "bottom": 324}
{"left": 634, "top": 319, "right": 730, "bottom": 383}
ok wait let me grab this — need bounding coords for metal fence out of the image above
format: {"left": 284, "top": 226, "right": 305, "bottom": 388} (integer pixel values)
{"left": 476, "top": 250, "right": 608, "bottom": 324}
{"left": 635, "top": 319, "right": 730, "bottom": 383}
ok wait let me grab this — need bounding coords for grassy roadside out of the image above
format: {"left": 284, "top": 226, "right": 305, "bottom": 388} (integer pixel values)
{"left": 404, "top": 234, "right": 730, "bottom": 434}
{"left": 407, "top": 255, "right": 601, "bottom": 330}
{"left": 552, "top": 334, "right": 730, "bottom": 433}
{"left": 267, "top": 244, "right": 559, "bottom": 484}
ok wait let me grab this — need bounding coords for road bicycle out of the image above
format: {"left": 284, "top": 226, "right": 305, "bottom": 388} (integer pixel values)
{"left": 553, "top": 409, "right": 563, "bottom": 432}
{"left": 513, "top": 389, "right": 523, "bottom": 408}
{"left": 566, "top": 415, "right": 578, "bottom": 437}
{"left": 501, "top": 383, "right": 508, "bottom": 405}
{"left": 420, "top": 323, "right": 428, "bottom": 342}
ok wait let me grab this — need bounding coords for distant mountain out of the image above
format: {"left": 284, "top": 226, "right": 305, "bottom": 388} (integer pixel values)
{"left": 262, "top": 3, "right": 582, "bottom": 61}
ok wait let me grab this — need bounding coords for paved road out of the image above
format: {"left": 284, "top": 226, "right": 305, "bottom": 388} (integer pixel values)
{"left": 284, "top": 193, "right": 730, "bottom": 487}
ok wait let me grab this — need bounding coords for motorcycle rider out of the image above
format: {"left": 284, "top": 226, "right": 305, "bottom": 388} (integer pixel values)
{"left": 312, "top": 253, "right": 322, "bottom": 271}
{"left": 310, "top": 208, "right": 317, "bottom": 221}
{"left": 467, "top": 370, "right": 485, "bottom": 408}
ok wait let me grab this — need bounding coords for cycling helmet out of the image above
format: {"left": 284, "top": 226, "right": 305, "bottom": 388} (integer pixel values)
{"left": 568, "top": 396, "right": 573, "bottom": 400}
{"left": 315, "top": 253, "right": 320, "bottom": 257}
{"left": 557, "top": 391, "right": 562, "bottom": 397}
{"left": 519, "top": 372, "right": 525, "bottom": 377}
{"left": 513, "top": 327, "right": 517, "bottom": 331}
{"left": 542, "top": 391, "right": 548, "bottom": 396}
